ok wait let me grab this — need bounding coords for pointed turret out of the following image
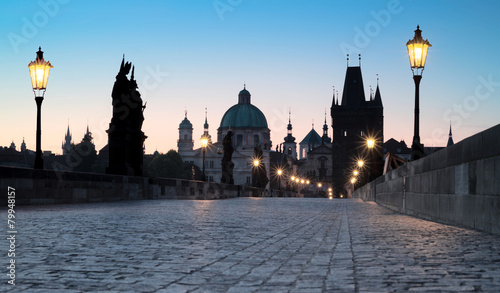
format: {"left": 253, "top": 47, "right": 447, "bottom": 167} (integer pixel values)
{"left": 322, "top": 110, "right": 331, "bottom": 144}
{"left": 62, "top": 122, "right": 73, "bottom": 155}
{"left": 372, "top": 84, "right": 383, "bottom": 108}
{"left": 447, "top": 123, "right": 454, "bottom": 147}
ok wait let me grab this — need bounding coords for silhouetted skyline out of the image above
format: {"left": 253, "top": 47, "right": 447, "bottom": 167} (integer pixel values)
{"left": 1, "top": 0, "right": 499, "bottom": 154}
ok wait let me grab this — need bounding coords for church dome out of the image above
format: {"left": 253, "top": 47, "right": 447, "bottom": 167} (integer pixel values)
{"left": 179, "top": 115, "right": 192, "bottom": 129}
{"left": 219, "top": 87, "right": 268, "bottom": 129}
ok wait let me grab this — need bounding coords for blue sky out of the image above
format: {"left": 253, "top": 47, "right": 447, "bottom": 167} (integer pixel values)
{"left": 1, "top": 0, "right": 500, "bottom": 154}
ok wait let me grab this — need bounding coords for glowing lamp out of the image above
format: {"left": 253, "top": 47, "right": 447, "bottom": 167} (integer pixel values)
{"left": 28, "top": 47, "right": 53, "bottom": 92}
{"left": 277, "top": 169, "right": 282, "bottom": 176}
{"left": 201, "top": 138, "right": 208, "bottom": 148}
{"left": 367, "top": 138, "right": 375, "bottom": 149}
{"left": 253, "top": 159, "right": 259, "bottom": 167}
{"left": 406, "top": 25, "right": 431, "bottom": 73}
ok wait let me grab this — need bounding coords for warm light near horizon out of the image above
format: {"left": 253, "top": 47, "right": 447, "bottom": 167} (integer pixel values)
{"left": 253, "top": 159, "right": 260, "bottom": 167}
{"left": 357, "top": 160, "right": 364, "bottom": 168}
{"left": 317, "top": 183, "right": 322, "bottom": 188}
{"left": 277, "top": 169, "right": 283, "bottom": 176}
{"left": 291, "top": 176, "right": 295, "bottom": 181}
{"left": 353, "top": 170, "right": 359, "bottom": 176}
{"left": 28, "top": 47, "right": 53, "bottom": 92}
{"left": 351, "top": 177, "right": 356, "bottom": 184}
{"left": 200, "top": 137, "right": 208, "bottom": 148}
{"left": 406, "top": 25, "right": 431, "bottom": 71}
{"left": 295, "top": 178, "right": 299, "bottom": 183}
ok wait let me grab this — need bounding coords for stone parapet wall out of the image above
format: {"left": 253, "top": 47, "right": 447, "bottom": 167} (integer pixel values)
{"left": 353, "top": 123, "right": 500, "bottom": 235}
{"left": 0, "top": 166, "right": 301, "bottom": 205}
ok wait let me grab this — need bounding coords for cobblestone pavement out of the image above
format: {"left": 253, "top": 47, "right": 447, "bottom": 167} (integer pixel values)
{"left": 1, "top": 198, "right": 500, "bottom": 292}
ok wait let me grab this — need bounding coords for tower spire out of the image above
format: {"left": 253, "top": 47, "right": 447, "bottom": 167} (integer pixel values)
{"left": 447, "top": 121, "right": 454, "bottom": 147}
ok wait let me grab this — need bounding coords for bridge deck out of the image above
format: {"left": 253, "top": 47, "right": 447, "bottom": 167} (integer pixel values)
{"left": 3, "top": 198, "right": 500, "bottom": 292}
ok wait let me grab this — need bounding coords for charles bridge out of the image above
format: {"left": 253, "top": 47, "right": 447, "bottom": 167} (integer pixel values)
{"left": 0, "top": 123, "right": 499, "bottom": 291}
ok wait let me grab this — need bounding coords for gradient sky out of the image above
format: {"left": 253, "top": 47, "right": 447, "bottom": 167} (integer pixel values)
{"left": 1, "top": 0, "right": 499, "bottom": 155}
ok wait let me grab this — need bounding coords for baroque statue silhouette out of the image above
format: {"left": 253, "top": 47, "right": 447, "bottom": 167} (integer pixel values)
{"left": 106, "top": 56, "right": 147, "bottom": 176}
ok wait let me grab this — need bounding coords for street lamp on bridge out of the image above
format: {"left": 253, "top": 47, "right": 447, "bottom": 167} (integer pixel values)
{"left": 407, "top": 25, "right": 431, "bottom": 161}
{"left": 201, "top": 136, "right": 208, "bottom": 181}
{"left": 28, "top": 47, "right": 53, "bottom": 170}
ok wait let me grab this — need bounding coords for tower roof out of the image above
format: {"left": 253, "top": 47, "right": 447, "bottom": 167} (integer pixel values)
{"left": 179, "top": 111, "right": 193, "bottom": 129}
{"left": 300, "top": 128, "right": 322, "bottom": 145}
{"left": 341, "top": 66, "right": 366, "bottom": 109}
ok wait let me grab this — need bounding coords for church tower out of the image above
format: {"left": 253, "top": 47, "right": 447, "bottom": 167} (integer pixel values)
{"left": 178, "top": 111, "right": 194, "bottom": 152}
{"left": 62, "top": 123, "right": 73, "bottom": 155}
{"left": 331, "top": 56, "right": 384, "bottom": 196}
{"left": 201, "top": 108, "right": 212, "bottom": 144}
{"left": 322, "top": 110, "right": 331, "bottom": 144}
{"left": 21, "top": 138, "right": 27, "bottom": 152}
{"left": 283, "top": 110, "right": 297, "bottom": 160}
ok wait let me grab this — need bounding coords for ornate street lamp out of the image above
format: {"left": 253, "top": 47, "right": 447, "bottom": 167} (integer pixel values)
{"left": 28, "top": 47, "right": 53, "bottom": 169}
{"left": 407, "top": 25, "right": 431, "bottom": 161}
{"left": 201, "top": 137, "right": 208, "bottom": 181}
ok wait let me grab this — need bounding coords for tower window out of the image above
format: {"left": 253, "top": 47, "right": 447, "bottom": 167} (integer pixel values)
{"left": 343, "top": 130, "right": 347, "bottom": 137}
{"left": 287, "top": 147, "right": 292, "bottom": 155}
{"left": 237, "top": 134, "right": 243, "bottom": 146}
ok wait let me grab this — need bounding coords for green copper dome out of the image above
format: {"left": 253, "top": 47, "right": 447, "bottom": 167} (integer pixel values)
{"left": 219, "top": 87, "right": 268, "bottom": 129}
{"left": 179, "top": 114, "right": 192, "bottom": 129}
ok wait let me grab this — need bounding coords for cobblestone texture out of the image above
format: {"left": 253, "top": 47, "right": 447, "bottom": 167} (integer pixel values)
{"left": 1, "top": 198, "right": 500, "bottom": 292}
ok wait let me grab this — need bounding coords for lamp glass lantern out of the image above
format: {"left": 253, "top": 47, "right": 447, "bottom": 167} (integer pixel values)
{"left": 29, "top": 47, "right": 53, "bottom": 94}
{"left": 406, "top": 25, "right": 431, "bottom": 75}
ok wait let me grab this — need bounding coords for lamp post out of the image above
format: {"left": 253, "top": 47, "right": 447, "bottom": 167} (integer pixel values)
{"left": 407, "top": 25, "right": 431, "bottom": 161}
{"left": 366, "top": 137, "right": 376, "bottom": 181}
{"left": 28, "top": 47, "right": 53, "bottom": 170}
{"left": 201, "top": 137, "right": 208, "bottom": 181}
{"left": 277, "top": 169, "right": 283, "bottom": 191}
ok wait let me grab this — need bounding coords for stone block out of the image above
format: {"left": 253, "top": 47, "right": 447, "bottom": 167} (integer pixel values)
{"left": 476, "top": 158, "right": 496, "bottom": 195}
{"left": 481, "top": 124, "right": 500, "bottom": 158}
{"left": 446, "top": 141, "right": 463, "bottom": 167}
{"left": 462, "top": 132, "right": 483, "bottom": 163}
{"left": 454, "top": 163, "right": 468, "bottom": 195}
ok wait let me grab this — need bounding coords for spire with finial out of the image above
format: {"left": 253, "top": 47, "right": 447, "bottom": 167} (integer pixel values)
{"left": 347, "top": 54, "right": 349, "bottom": 66}
{"left": 359, "top": 54, "right": 361, "bottom": 66}
{"left": 447, "top": 121, "right": 454, "bottom": 147}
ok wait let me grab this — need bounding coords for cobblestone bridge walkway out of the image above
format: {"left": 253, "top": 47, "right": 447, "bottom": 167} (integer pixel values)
{"left": 2, "top": 198, "right": 500, "bottom": 292}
